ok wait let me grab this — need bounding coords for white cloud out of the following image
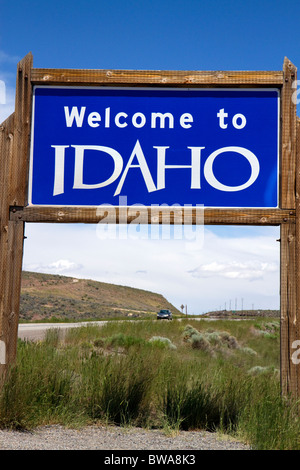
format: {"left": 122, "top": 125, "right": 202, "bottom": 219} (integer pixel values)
{"left": 48, "top": 259, "right": 83, "bottom": 272}
{"left": 0, "top": 49, "right": 20, "bottom": 123}
{"left": 188, "top": 260, "right": 278, "bottom": 281}
{"left": 0, "top": 74, "right": 15, "bottom": 123}
{"left": 25, "top": 258, "right": 83, "bottom": 275}
{"left": 0, "top": 81, "right": 15, "bottom": 123}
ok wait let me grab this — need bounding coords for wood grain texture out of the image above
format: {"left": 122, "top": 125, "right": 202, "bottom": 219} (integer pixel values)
{"left": 10, "top": 206, "right": 295, "bottom": 225}
{"left": 293, "top": 116, "right": 300, "bottom": 398}
{"left": 280, "top": 222, "right": 298, "bottom": 397}
{"left": 0, "top": 53, "right": 32, "bottom": 381}
{"left": 31, "top": 68, "right": 284, "bottom": 87}
{"left": 280, "top": 60, "right": 299, "bottom": 399}
{"left": 281, "top": 58, "right": 297, "bottom": 209}
{"left": 10, "top": 52, "right": 33, "bottom": 206}
{"left": 280, "top": 117, "right": 300, "bottom": 400}
{"left": 0, "top": 113, "right": 16, "bottom": 380}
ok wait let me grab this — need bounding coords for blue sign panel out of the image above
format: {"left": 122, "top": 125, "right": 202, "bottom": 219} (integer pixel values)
{"left": 28, "top": 86, "right": 279, "bottom": 208}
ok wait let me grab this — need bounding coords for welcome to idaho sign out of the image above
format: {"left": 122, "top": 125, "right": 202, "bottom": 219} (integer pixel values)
{"left": 28, "top": 86, "right": 279, "bottom": 208}
{"left": 1, "top": 55, "right": 299, "bottom": 400}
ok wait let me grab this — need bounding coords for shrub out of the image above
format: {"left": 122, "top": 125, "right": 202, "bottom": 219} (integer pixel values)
{"left": 182, "top": 325, "right": 239, "bottom": 353}
{"left": 248, "top": 366, "right": 279, "bottom": 376}
{"left": 149, "top": 336, "right": 177, "bottom": 350}
{"left": 252, "top": 321, "right": 280, "bottom": 339}
{"left": 190, "top": 333, "right": 212, "bottom": 352}
{"left": 240, "top": 347, "right": 257, "bottom": 356}
{"left": 182, "top": 324, "right": 199, "bottom": 341}
{"left": 217, "top": 331, "right": 239, "bottom": 349}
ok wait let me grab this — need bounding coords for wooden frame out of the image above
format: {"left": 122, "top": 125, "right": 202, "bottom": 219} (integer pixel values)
{"left": 9, "top": 206, "right": 296, "bottom": 225}
{"left": 0, "top": 53, "right": 32, "bottom": 382}
{"left": 0, "top": 53, "right": 299, "bottom": 399}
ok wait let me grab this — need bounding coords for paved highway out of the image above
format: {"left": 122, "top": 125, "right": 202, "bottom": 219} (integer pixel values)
{"left": 18, "top": 321, "right": 107, "bottom": 341}
{"left": 18, "top": 316, "right": 241, "bottom": 342}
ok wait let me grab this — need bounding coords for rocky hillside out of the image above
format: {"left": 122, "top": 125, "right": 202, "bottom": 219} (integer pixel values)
{"left": 20, "top": 271, "right": 180, "bottom": 322}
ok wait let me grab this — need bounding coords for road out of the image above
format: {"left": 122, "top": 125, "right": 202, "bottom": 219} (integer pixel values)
{"left": 18, "top": 321, "right": 107, "bottom": 341}
{"left": 18, "top": 316, "right": 246, "bottom": 342}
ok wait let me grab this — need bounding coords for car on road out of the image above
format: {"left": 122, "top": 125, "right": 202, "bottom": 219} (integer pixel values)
{"left": 157, "top": 309, "right": 173, "bottom": 320}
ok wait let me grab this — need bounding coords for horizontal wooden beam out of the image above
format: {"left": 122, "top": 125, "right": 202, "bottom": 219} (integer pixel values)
{"left": 10, "top": 206, "right": 295, "bottom": 225}
{"left": 31, "top": 68, "right": 284, "bottom": 87}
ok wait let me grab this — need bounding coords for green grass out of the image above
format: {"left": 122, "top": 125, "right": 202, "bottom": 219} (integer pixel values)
{"left": 0, "top": 318, "right": 299, "bottom": 449}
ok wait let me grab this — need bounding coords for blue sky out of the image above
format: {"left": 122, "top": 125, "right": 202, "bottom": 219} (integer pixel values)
{"left": 1, "top": 0, "right": 299, "bottom": 313}
{"left": 1, "top": 0, "right": 299, "bottom": 71}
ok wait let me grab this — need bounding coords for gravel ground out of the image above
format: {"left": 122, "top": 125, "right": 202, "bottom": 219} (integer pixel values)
{"left": 0, "top": 424, "right": 250, "bottom": 450}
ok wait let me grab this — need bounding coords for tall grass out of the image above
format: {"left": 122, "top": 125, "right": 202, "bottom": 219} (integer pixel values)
{"left": 0, "top": 318, "right": 299, "bottom": 449}
{"left": 79, "top": 350, "right": 155, "bottom": 426}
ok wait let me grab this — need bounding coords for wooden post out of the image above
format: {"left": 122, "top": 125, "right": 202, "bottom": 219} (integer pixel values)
{"left": 0, "top": 53, "right": 32, "bottom": 382}
{"left": 0, "top": 113, "right": 15, "bottom": 381}
{"left": 280, "top": 222, "right": 298, "bottom": 396}
{"left": 294, "top": 117, "right": 300, "bottom": 398}
{"left": 281, "top": 58, "right": 297, "bottom": 209}
{"left": 280, "top": 58, "right": 298, "bottom": 398}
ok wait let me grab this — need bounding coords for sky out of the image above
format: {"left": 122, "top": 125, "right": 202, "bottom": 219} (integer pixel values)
{"left": 1, "top": 0, "right": 300, "bottom": 314}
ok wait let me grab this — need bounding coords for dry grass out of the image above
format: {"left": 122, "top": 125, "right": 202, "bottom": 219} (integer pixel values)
{"left": 0, "top": 317, "right": 299, "bottom": 450}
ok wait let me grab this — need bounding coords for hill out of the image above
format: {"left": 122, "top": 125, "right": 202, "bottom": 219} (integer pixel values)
{"left": 20, "top": 271, "right": 180, "bottom": 322}
{"left": 201, "top": 309, "right": 280, "bottom": 319}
